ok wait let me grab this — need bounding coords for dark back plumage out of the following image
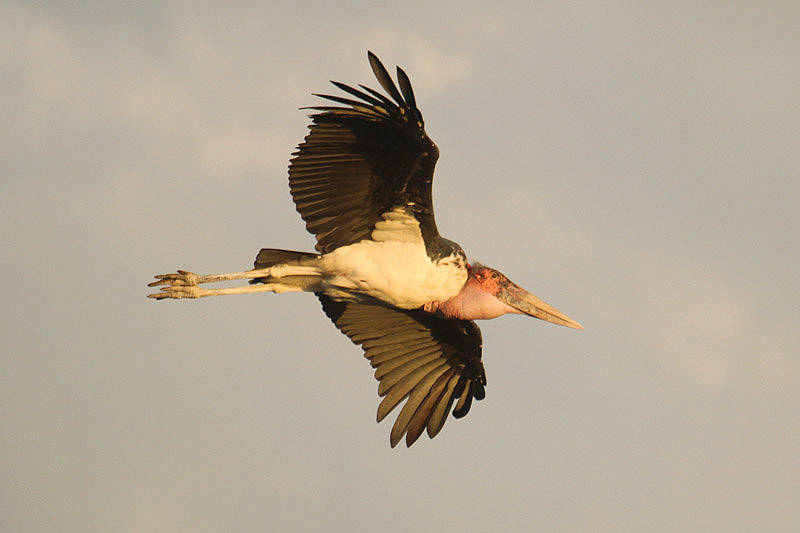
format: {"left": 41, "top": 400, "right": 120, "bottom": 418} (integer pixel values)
{"left": 289, "top": 51, "right": 441, "bottom": 254}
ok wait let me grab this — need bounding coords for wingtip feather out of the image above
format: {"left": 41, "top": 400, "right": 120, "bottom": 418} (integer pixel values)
{"left": 366, "top": 51, "right": 405, "bottom": 107}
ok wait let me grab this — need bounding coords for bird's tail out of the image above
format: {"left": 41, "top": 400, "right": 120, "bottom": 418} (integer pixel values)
{"left": 253, "top": 248, "right": 319, "bottom": 269}
{"left": 249, "top": 248, "right": 322, "bottom": 291}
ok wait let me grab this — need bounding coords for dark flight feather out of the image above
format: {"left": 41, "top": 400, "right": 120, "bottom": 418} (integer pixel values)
{"left": 318, "top": 295, "right": 486, "bottom": 448}
{"left": 289, "top": 51, "right": 441, "bottom": 254}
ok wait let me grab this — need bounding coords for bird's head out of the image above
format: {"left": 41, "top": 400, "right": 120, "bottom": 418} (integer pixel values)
{"left": 460, "top": 263, "right": 583, "bottom": 328}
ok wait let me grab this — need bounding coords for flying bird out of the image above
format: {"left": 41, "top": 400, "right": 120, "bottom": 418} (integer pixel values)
{"left": 149, "top": 51, "right": 582, "bottom": 447}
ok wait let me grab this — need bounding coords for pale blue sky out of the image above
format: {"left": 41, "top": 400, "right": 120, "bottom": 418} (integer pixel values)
{"left": 2, "top": 2, "right": 798, "bottom": 531}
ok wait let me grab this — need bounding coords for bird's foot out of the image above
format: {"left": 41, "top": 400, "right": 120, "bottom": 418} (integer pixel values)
{"left": 148, "top": 283, "right": 205, "bottom": 300}
{"left": 147, "top": 270, "right": 204, "bottom": 299}
{"left": 148, "top": 270, "right": 199, "bottom": 288}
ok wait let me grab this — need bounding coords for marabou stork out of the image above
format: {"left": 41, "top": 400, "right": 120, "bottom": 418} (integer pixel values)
{"left": 149, "top": 52, "right": 582, "bottom": 447}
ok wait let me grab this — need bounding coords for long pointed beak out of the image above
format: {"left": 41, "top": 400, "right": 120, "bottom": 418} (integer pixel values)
{"left": 498, "top": 282, "right": 583, "bottom": 329}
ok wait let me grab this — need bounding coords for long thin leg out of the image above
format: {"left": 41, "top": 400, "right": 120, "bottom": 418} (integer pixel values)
{"left": 148, "top": 268, "right": 274, "bottom": 288}
{"left": 148, "top": 282, "right": 288, "bottom": 300}
{"left": 147, "top": 265, "right": 321, "bottom": 300}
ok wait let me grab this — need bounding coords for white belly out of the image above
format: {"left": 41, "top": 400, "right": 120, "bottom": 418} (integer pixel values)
{"left": 318, "top": 209, "right": 467, "bottom": 309}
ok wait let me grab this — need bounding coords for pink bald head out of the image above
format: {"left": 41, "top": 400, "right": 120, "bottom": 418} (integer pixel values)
{"left": 426, "top": 263, "right": 583, "bottom": 328}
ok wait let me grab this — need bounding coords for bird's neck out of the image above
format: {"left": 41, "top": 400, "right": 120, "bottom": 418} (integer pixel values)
{"left": 424, "top": 277, "right": 517, "bottom": 320}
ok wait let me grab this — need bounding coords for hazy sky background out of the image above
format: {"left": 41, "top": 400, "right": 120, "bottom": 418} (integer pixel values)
{"left": 2, "top": 2, "right": 798, "bottom": 531}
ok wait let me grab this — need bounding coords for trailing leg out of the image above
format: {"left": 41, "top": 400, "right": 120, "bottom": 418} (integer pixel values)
{"left": 147, "top": 250, "right": 324, "bottom": 300}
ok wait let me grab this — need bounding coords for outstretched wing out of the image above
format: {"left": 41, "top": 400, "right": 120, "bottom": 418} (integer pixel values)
{"left": 319, "top": 295, "right": 486, "bottom": 448}
{"left": 290, "top": 51, "right": 441, "bottom": 254}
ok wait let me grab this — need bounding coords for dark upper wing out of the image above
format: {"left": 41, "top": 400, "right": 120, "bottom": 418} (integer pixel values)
{"left": 319, "top": 295, "right": 486, "bottom": 448}
{"left": 289, "top": 51, "right": 441, "bottom": 254}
